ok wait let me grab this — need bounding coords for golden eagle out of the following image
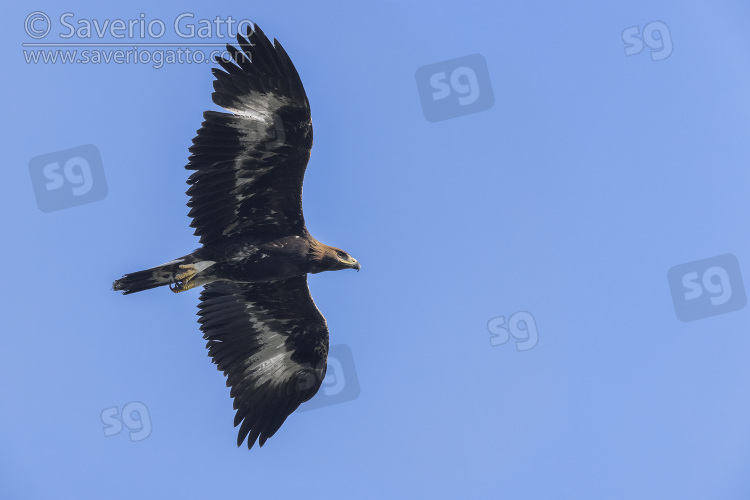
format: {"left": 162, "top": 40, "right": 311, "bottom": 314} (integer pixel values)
{"left": 113, "top": 24, "right": 360, "bottom": 449}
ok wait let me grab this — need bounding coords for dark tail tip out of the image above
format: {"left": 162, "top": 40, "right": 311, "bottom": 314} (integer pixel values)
{"left": 112, "top": 269, "right": 166, "bottom": 295}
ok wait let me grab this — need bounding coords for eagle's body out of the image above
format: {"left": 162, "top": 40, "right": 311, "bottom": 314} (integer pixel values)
{"left": 197, "top": 235, "right": 313, "bottom": 283}
{"left": 112, "top": 25, "right": 359, "bottom": 449}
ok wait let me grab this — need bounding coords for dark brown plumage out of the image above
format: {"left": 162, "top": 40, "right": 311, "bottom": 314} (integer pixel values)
{"left": 112, "top": 24, "right": 359, "bottom": 449}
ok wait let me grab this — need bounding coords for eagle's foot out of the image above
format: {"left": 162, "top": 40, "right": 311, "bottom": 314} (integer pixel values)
{"left": 170, "top": 264, "right": 198, "bottom": 293}
{"left": 174, "top": 264, "right": 197, "bottom": 282}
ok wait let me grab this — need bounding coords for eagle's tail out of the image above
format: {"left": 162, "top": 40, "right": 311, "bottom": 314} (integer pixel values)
{"left": 113, "top": 257, "right": 197, "bottom": 295}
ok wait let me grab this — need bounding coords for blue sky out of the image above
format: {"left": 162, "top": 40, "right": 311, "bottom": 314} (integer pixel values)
{"left": 4, "top": 1, "right": 750, "bottom": 498}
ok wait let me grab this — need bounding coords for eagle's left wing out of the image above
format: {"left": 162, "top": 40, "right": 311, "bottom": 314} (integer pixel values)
{"left": 185, "top": 24, "right": 313, "bottom": 246}
{"left": 197, "top": 276, "right": 328, "bottom": 448}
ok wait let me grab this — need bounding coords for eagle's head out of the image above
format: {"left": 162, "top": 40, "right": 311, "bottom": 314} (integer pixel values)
{"left": 309, "top": 241, "right": 360, "bottom": 273}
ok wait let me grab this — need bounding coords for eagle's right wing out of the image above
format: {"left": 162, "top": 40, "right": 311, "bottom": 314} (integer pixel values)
{"left": 186, "top": 24, "right": 313, "bottom": 245}
{"left": 197, "top": 276, "right": 329, "bottom": 449}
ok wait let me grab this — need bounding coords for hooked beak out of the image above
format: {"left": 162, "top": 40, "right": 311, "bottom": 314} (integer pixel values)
{"left": 351, "top": 259, "right": 361, "bottom": 272}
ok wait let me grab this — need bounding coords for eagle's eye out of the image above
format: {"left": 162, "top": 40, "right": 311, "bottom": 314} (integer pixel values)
{"left": 336, "top": 250, "right": 347, "bottom": 259}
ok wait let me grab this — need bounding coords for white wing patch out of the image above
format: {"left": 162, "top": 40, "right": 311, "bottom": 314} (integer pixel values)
{"left": 223, "top": 92, "right": 291, "bottom": 231}
{"left": 226, "top": 92, "right": 291, "bottom": 123}
{"left": 243, "top": 302, "right": 299, "bottom": 385}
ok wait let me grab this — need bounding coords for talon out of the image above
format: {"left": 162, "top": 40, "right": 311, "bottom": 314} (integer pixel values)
{"left": 170, "top": 264, "right": 200, "bottom": 293}
{"left": 174, "top": 264, "right": 197, "bottom": 282}
{"left": 170, "top": 280, "right": 196, "bottom": 293}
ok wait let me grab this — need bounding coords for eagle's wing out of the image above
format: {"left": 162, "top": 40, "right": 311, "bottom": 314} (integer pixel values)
{"left": 198, "top": 276, "right": 328, "bottom": 449}
{"left": 186, "top": 25, "right": 313, "bottom": 245}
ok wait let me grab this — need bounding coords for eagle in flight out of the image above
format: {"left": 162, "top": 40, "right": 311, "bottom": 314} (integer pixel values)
{"left": 113, "top": 24, "right": 360, "bottom": 449}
